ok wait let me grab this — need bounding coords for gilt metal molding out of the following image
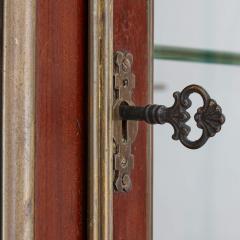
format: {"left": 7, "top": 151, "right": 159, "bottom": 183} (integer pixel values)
{"left": 88, "top": 0, "right": 113, "bottom": 240}
{"left": 2, "top": 0, "right": 36, "bottom": 239}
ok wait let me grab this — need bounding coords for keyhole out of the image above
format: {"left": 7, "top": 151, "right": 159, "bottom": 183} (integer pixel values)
{"left": 122, "top": 119, "right": 128, "bottom": 143}
{"left": 120, "top": 101, "right": 129, "bottom": 143}
{"left": 123, "top": 79, "right": 128, "bottom": 88}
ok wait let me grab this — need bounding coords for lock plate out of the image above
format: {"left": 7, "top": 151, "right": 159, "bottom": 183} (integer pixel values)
{"left": 113, "top": 51, "right": 138, "bottom": 192}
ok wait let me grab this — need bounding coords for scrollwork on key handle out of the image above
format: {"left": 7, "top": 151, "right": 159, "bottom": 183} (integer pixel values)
{"left": 119, "top": 84, "right": 225, "bottom": 149}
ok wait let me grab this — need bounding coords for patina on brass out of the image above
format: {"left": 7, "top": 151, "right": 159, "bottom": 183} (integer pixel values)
{"left": 88, "top": 0, "right": 113, "bottom": 239}
{"left": 113, "top": 51, "right": 138, "bottom": 192}
{"left": 119, "top": 84, "right": 225, "bottom": 149}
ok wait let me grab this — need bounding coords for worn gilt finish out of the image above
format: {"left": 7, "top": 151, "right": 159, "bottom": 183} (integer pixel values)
{"left": 2, "top": 0, "right": 36, "bottom": 239}
{"left": 120, "top": 84, "right": 225, "bottom": 149}
{"left": 147, "top": 1, "right": 153, "bottom": 239}
{"left": 89, "top": 0, "right": 113, "bottom": 239}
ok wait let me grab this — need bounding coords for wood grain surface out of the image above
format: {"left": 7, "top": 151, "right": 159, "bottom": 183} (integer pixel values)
{"left": 113, "top": 1, "right": 151, "bottom": 240}
{"left": 35, "top": 1, "right": 88, "bottom": 239}
{"left": 35, "top": 1, "right": 151, "bottom": 239}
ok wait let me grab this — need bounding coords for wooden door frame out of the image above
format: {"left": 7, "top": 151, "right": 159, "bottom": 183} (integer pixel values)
{"left": 89, "top": 1, "right": 153, "bottom": 240}
{"left": 2, "top": 0, "right": 153, "bottom": 239}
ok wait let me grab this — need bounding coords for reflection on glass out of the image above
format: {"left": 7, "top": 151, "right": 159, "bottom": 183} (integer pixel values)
{"left": 153, "top": 60, "right": 240, "bottom": 240}
{"left": 154, "top": 1, "right": 240, "bottom": 239}
{"left": 155, "top": 0, "right": 240, "bottom": 52}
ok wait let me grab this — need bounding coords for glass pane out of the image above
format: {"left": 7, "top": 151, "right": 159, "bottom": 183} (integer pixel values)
{"left": 154, "top": 0, "right": 240, "bottom": 52}
{"left": 153, "top": 60, "right": 240, "bottom": 240}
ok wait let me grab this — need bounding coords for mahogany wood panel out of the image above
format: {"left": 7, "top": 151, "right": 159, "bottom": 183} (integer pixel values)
{"left": 35, "top": 1, "right": 88, "bottom": 239}
{"left": 113, "top": 1, "right": 150, "bottom": 239}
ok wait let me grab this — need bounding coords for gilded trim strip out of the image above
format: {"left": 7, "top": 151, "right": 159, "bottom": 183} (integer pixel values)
{"left": 89, "top": 0, "right": 113, "bottom": 240}
{"left": 147, "top": 1, "right": 154, "bottom": 239}
{"left": 2, "top": 0, "right": 36, "bottom": 239}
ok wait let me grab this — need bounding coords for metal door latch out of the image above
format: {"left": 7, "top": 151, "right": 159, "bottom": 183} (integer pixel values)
{"left": 113, "top": 51, "right": 225, "bottom": 192}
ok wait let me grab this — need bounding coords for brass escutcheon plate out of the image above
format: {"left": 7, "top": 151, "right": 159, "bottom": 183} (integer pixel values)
{"left": 113, "top": 51, "right": 138, "bottom": 192}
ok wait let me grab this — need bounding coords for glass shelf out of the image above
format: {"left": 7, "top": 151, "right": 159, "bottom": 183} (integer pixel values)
{"left": 154, "top": 45, "right": 240, "bottom": 66}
